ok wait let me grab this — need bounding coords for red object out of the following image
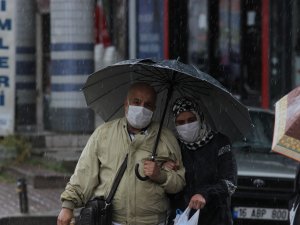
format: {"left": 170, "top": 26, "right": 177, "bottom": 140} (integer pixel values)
{"left": 95, "top": 5, "right": 100, "bottom": 43}
{"left": 95, "top": 3, "right": 111, "bottom": 47}
{"left": 261, "top": 0, "right": 270, "bottom": 109}
{"left": 163, "top": 0, "right": 169, "bottom": 59}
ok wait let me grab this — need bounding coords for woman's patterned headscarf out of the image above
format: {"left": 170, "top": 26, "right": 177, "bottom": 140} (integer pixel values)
{"left": 172, "top": 97, "right": 214, "bottom": 150}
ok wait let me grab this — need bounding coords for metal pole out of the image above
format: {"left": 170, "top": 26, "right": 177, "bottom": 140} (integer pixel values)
{"left": 16, "top": 178, "right": 29, "bottom": 213}
{"left": 128, "top": 0, "right": 136, "bottom": 59}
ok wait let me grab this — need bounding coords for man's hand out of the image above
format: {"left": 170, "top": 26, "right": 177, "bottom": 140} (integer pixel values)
{"left": 57, "top": 207, "right": 73, "bottom": 225}
{"left": 143, "top": 160, "right": 161, "bottom": 180}
{"left": 188, "top": 194, "right": 206, "bottom": 209}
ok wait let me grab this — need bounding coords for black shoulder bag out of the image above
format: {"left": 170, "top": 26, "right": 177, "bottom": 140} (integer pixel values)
{"left": 77, "top": 154, "right": 128, "bottom": 225}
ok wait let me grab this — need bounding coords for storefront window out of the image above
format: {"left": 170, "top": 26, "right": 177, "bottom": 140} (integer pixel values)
{"left": 136, "top": 0, "right": 166, "bottom": 59}
{"left": 218, "top": 0, "right": 241, "bottom": 97}
{"left": 187, "top": 0, "right": 208, "bottom": 71}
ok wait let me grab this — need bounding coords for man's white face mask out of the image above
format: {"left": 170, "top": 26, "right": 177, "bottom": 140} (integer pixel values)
{"left": 126, "top": 105, "right": 153, "bottom": 129}
{"left": 176, "top": 120, "right": 200, "bottom": 142}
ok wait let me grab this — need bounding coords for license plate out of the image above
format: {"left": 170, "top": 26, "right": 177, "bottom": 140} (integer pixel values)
{"left": 233, "top": 207, "right": 289, "bottom": 221}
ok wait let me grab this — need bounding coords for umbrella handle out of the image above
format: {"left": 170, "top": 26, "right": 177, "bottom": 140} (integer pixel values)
{"left": 134, "top": 163, "right": 149, "bottom": 181}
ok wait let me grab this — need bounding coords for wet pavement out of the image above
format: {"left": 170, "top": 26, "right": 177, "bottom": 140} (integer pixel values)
{"left": 0, "top": 133, "right": 84, "bottom": 223}
{"left": 0, "top": 180, "right": 64, "bottom": 218}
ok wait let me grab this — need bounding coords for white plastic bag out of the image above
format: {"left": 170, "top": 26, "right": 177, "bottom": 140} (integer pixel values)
{"left": 174, "top": 207, "right": 200, "bottom": 225}
{"left": 290, "top": 201, "right": 299, "bottom": 225}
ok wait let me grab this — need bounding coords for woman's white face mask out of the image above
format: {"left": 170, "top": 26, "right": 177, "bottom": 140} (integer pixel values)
{"left": 176, "top": 121, "right": 200, "bottom": 142}
{"left": 126, "top": 105, "right": 153, "bottom": 129}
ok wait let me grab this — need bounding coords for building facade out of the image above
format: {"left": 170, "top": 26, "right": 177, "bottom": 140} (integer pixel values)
{"left": 0, "top": 0, "right": 298, "bottom": 135}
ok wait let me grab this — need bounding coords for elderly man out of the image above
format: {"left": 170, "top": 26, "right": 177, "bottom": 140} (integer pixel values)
{"left": 57, "top": 82, "right": 185, "bottom": 225}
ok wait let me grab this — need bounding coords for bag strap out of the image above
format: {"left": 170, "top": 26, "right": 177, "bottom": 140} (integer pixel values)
{"left": 106, "top": 154, "right": 128, "bottom": 204}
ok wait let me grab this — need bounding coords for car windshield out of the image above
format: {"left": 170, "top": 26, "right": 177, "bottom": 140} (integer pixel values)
{"left": 232, "top": 110, "right": 274, "bottom": 153}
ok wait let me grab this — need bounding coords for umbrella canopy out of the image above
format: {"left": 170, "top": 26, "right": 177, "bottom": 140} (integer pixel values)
{"left": 272, "top": 86, "right": 300, "bottom": 162}
{"left": 82, "top": 58, "right": 252, "bottom": 143}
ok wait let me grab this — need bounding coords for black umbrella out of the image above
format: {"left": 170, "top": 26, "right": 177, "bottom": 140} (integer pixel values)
{"left": 82, "top": 58, "right": 252, "bottom": 180}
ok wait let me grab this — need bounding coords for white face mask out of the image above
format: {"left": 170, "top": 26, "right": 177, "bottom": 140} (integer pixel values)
{"left": 176, "top": 121, "right": 200, "bottom": 143}
{"left": 126, "top": 105, "right": 153, "bottom": 129}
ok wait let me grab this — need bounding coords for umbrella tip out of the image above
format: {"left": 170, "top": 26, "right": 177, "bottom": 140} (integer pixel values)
{"left": 176, "top": 57, "right": 181, "bottom": 62}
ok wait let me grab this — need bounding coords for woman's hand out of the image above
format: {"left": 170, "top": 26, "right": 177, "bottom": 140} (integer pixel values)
{"left": 188, "top": 194, "right": 206, "bottom": 209}
{"left": 162, "top": 160, "right": 179, "bottom": 171}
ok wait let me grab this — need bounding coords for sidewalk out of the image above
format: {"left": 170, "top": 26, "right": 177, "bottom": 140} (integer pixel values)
{"left": 0, "top": 133, "right": 86, "bottom": 223}
{"left": 0, "top": 181, "right": 63, "bottom": 217}
{"left": 0, "top": 163, "right": 71, "bottom": 225}
{"left": 0, "top": 161, "right": 68, "bottom": 218}
{"left": 0, "top": 162, "right": 85, "bottom": 225}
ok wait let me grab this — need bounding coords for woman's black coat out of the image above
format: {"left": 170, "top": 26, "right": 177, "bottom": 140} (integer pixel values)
{"left": 169, "top": 132, "right": 237, "bottom": 225}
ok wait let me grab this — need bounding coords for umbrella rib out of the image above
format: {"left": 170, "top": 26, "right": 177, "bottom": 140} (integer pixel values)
{"left": 140, "top": 64, "right": 168, "bottom": 77}
{"left": 181, "top": 83, "right": 213, "bottom": 94}
{"left": 137, "top": 64, "right": 182, "bottom": 85}
{"left": 175, "top": 77, "right": 212, "bottom": 89}
{"left": 176, "top": 82, "right": 211, "bottom": 95}
{"left": 133, "top": 77, "right": 169, "bottom": 88}
{"left": 130, "top": 74, "right": 171, "bottom": 91}
{"left": 178, "top": 79, "right": 252, "bottom": 123}
{"left": 132, "top": 75, "right": 170, "bottom": 89}
{"left": 156, "top": 92, "right": 169, "bottom": 120}
{"left": 176, "top": 87, "right": 189, "bottom": 98}
{"left": 83, "top": 65, "right": 169, "bottom": 90}
{"left": 134, "top": 76, "right": 165, "bottom": 83}
{"left": 183, "top": 86, "right": 210, "bottom": 95}
{"left": 106, "top": 104, "right": 124, "bottom": 122}
{"left": 87, "top": 80, "right": 133, "bottom": 105}
{"left": 174, "top": 76, "right": 209, "bottom": 89}
{"left": 135, "top": 65, "right": 166, "bottom": 78}
{"left": 133, "top": 69, "right": 171, "bottom": 84}
{"left": 178, "top": 81, "right": 243, "bottom": 109}
{"left": 176, "top": 86, "right": 251, "bottom": 136}
{"left": 155, "top": 85, "right": 169, "bottom": 94}
{"left": 87, "top": 76, "right": 169, "bottom": 105}
{"left": 180, "top": 85, "right": 252, "bottom": 124}
{"left": 172, "top": 73, "right": 221, "bottom": 91}
{"left": 133, "top": 69, "right": 162, "bottom": 77}
{"left": 82, "top": 69, "right": 138, "bottom": 90}
{"left": 178, "top": 85, "right": 210, "bottom": 97}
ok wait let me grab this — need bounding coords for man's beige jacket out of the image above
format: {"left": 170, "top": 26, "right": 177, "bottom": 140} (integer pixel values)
{"left": 61, "top": 117, "right": 185, "bottom": 225}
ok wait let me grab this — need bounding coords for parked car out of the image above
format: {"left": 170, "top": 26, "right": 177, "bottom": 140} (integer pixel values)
{"left": 231, "top": 107, "right": 299, "bottom": 225}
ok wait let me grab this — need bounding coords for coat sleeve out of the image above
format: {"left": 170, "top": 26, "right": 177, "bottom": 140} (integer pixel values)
{"left": 60, "top": 127, "right": 102, "bottom": 209}
{"left": 196, "top": 139, "right": 237, "bottom": 204}
{"left": 157, "top": 128, "right": 186, "bottom": 194}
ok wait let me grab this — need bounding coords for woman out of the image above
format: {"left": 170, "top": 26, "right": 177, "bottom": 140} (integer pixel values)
{"left": 167, "top": 97, "right": 237, "bottom": 225}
